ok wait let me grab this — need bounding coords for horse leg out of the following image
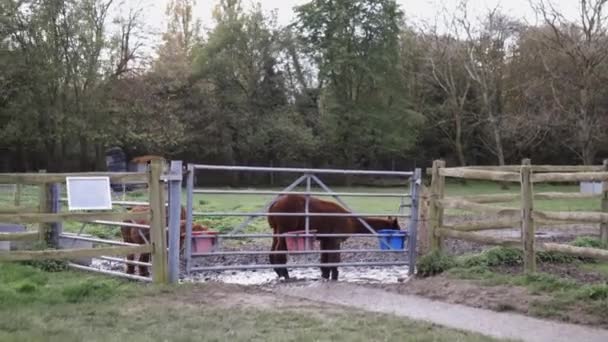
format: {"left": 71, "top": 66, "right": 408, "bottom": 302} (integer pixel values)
{"left": 121, "top": 227, "right": 136, "bottom": 274}
{"left": 138, "top": 252, "right": 150, "bottom": 277}
{"left": 327, "top": 239, "right": 341, "bottom": 281}
{"left": 270, "top": 236, "right": 281, "bottom": 278}
{"left": 125, "top": 253, "right": 136, "bottom": 274}
{"left": 319, "top": 238, "right": 330, "bottom": 280}
{"left": 273, "top": 237, "right": 290, "bottom": 279}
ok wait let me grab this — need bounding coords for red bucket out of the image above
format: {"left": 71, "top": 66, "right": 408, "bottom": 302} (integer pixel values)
{"left": 284, "top": 230, "right": 316, "bottom": 251}
{"left": 192, "top": 231, "right": 218, "bottom": 253}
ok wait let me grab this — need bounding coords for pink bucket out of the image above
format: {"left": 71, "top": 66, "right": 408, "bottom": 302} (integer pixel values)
{"left": 192, "top": 231, "right": 218, "bottom": 253}
{"left": 284, "top": 230, "right": 316, "bottom": 251}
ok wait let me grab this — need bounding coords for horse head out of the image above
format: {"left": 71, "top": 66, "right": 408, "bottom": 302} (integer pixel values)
{"left": 386, "top": 216, "right": 401, "bottom": 230}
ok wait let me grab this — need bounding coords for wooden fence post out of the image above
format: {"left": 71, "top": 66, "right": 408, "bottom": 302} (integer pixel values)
{"left": 417, "top": 186, "right": 431, "bottom": 256}
{"left": 429, "top": 160, "right": 446, "bottom": 252}
{"left": 37, "top": 170, "right": 51, "bottom": 243}
{"left": 14, "top": 183, "right": 22, "bottom": 207}
{"left": 601, "top": 159, "right": 608, "bottom": 245}
{"left": 149, "top": 159, "right": 168, "bottom": 284}
{"left": 521, "top": 158, "right": 536, "bottom": 273}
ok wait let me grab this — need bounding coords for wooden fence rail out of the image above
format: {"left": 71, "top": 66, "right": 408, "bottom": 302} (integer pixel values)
{"left": 428, "top": 159, "right": 608, "bottom": 274}
{"left": 0, "top": 160, "right": 168, "bottom": 284}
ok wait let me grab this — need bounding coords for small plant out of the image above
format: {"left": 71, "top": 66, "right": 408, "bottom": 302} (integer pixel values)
{"left": 460, "top": 247, "right": 523, "bottom": 268}
{"left": 416, "top": 251, "right": 456, "bottom": 277}
{"left": 572, "top": 236, "right": 607, "bottom": 250}
{"left": 536, "top": 251, "right": 576, "bottom": 264}
{"left": 18, "top": 242, "right": 69, "bottom": 272}
{"left": 576, "top": 284, "right": 608, "bottom": 300}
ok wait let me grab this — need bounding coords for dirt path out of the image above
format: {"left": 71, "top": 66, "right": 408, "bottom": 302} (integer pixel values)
{"left": 273, "top": 282, "right": 608, "bottom": 342}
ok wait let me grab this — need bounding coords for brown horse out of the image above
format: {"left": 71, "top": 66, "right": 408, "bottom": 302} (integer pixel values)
{"left": 121, "top": 205, "right": 207, "bottom": 276}
{"left": 268, "top": 194, "right": 401, "bottom": 281}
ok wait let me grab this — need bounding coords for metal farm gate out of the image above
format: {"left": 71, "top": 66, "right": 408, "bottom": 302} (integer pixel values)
{"left": 182, "top": 164, "right": 421, "bottom": 279}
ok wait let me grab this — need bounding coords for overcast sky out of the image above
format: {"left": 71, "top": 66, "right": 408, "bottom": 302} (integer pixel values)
{"left": 138, "top": 0, "right": 579, "bottom": 32}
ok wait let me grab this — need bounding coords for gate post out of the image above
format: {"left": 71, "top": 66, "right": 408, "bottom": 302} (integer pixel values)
{"left": 407, "top": 168, "right": 421, "bottom": 275}
{"left": 149, "top": 159, "right": 168, "bottom": 284}
{"left": 185, "top": 164, "right": 195, "bottom": 274}
{"left": 429, "top": 160, "right": 446, "bottom": 252}
{"left": 520, "top": 158, "right": 536, "bottom": 274}
{"left": 167, "top": 161, "right": 183, "bottom": 284}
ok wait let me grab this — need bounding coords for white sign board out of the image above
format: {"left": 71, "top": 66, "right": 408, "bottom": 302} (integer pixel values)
{"left": 66, "top": 177, "right": 112, "bottom": 211}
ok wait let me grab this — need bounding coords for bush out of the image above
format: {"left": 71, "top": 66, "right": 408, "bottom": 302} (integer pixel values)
{"left": 572, "top": 237, "right": 607, "bottom": 250}
{"left": 576, "top": 284, "right": 608, "bottom": 301}
{"left": 536, "top": 251, "right": 576, "bottom": 264}
{"left": 416, "top": 251, "right": 456, "bottom": 277}
{"left": 460, "top": 247, "right": 523, "bottom": 268}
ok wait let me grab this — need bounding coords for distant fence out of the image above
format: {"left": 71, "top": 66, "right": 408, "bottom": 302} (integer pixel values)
{"left": 0, "top": 160, "right": 171, "bottom": 283}
{"left": 427, "top": 159, "right": 608, "bottom": 273}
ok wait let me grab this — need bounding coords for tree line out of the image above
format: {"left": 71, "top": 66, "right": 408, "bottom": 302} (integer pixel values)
{"left": 2, "top": 0, "right": 608, "bottom": 174}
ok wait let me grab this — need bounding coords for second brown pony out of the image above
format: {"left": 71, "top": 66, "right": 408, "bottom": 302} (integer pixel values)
{"left": 268, "top": 195, "right": 401, "bottom": 280}
{"left": 121, "top": 206, "right": 207, "bottom": 276}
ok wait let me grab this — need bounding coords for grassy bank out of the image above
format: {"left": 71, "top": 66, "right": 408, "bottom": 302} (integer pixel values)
{"left": 415, "top": 241, "right": 608, "bottom": 326}
{"left": 0, "top": 262, "right": 505, "bottom": 342}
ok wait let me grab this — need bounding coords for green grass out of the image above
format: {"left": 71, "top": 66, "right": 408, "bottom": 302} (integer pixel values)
{"left": 0, "top": 263, "right": 506, "bottom": 342}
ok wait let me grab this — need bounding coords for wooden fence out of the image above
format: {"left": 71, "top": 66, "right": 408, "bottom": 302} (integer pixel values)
{"left": 428, "top": 159, "right": 608, "bottom": 273}
{"left": 0, "top": 160, "right": 169, "bottom": 283}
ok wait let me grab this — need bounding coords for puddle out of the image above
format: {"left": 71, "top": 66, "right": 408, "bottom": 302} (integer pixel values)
{"left": 183, "top": 266, "right": 410, "bottom": 286}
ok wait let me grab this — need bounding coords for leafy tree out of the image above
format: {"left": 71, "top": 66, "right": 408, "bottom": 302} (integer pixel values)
{"left": 294, "top": 0, "right": 423, "bottom": 169}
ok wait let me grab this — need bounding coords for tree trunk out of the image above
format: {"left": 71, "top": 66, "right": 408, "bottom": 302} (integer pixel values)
{"left": 79, "top": 135, "right": 89, "bottom": 171}
{"left": 95, "top": 143, "right": 106, "bottom": 171}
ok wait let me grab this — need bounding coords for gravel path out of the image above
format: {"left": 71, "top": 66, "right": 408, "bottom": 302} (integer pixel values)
{"left": 275, "top": 282, "right": 608, "bottom": 342}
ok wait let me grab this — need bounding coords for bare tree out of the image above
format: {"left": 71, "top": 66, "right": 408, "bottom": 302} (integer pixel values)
{"left": 420, "top": 9, "right": 473, "bottom": 166}
{"left": 530, "top": 0, "right": 608, "bottom": 164}
{"left": 459, "top": 3, "right": 519, "bottom": 167}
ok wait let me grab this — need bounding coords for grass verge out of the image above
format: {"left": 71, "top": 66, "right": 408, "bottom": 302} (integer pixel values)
{"left": 0, "top": 262, "right": 506, "bottom": 342}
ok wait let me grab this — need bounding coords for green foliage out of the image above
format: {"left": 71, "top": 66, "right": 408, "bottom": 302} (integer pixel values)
{"left": 459, "top": 247, "right": 523, "bottom": 268}
{"left": 416, "top": 251, "right": 456, "bottom": 277}
{"left": 576, "top": 284, "right": 608, "bottom": 301}
{"left": 572, "top": 237, "right": 608, "bottom": 249}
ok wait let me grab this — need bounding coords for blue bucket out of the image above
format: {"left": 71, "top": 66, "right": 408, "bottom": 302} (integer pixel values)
{"left": 377, "top": 229, "right": 407, "bottom": 250}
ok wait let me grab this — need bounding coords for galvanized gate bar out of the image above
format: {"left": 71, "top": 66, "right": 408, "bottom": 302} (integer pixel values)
{"left": 68, "top": 263, "right": 152, "bottom": 282}
{"left": 99, "top": 256, "right": 152, "bottom": 267}
{"left": 193, "top": 249, "right": 407, "bottom": 256}
{"left": 309, "top": 175, "right": 391, "bottom": 245}
{"left": 185, "top": 163, "right": 419, "bottom": 277}
{"left": 167, "top": 161, "right": 183, "bottom": 283}
{"left": 193, "top": 164, "right": 413, "bottom": 176}
{"left": 58, "top": 233, "right": 142, "bottom": 246}
{"left": 192, "top": 212, "right": 411, "bottom": 217}
{"left": 229, "top": 174, "right": 308, "bottom": 234}
{"left": 193, "top": 189, "right": 412, "bottom": 198}
{"left": 407, "top": 169, "right": 422, "bottom": 276}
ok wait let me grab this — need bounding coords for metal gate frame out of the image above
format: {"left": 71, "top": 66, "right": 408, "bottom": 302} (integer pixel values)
{"left": 183, "top": 164, "right": 421, "bottom": 277}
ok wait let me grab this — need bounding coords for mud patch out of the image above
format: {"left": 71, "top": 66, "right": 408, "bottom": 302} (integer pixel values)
{"left": 183, "top": 265, "right": 410, "bottom": 286}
